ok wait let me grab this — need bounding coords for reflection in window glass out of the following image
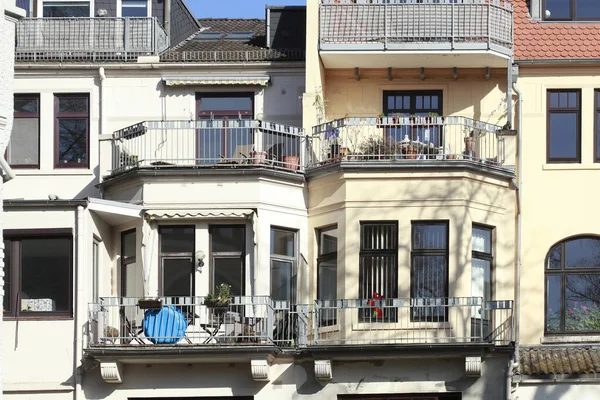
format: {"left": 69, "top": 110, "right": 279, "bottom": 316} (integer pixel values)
{"left": 545, "top": 0, "right": 571, "bottom": 19}
{"left": 549, "top": 113, "right": 578, "bottom": 159}
{"left": 566, "top": 237, "right": 600, "bottom": 268}
{"left": 546, "top": 275, "right": 562, "bottom": 332}
{"left": 43, "top": 1, "right": 90, "bottom": 17}
{"left": 122, "top": 0, "right": 148, "bottom": 17}
{"left": 271, "top": 260, "right": 292, "bottom": 301}
{"left": 576, "top": 0, "right": 600, "bottom": 18}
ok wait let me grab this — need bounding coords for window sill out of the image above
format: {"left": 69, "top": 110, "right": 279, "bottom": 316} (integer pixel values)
{"left": 13, "top": 170, "right": 94, "bottom": 176}
{"left": 541, "top": 335, "right": 600, "bottom": 344}
{"left": 543, "top": 164, "right": 600, "bottom": 171}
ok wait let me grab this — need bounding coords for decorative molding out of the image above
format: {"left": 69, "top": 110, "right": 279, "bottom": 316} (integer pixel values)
{"left": 100, "top": 361, "right": 123, "bottom": 383}
{"left": 465, "top": 356, "right": 482, "bottom": 377}
{"left": 251, "top": 359, "right": 270, "bottom": 382}
{"left": 314, "top": 360, "right": 333, "bottom": 381}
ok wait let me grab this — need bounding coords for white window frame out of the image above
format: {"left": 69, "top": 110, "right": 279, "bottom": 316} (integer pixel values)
{"left": 117, "top": 0, "right": 151, "bottom": 18}
{"left": 38, "top": 0, "right": 93, "bottom": 18}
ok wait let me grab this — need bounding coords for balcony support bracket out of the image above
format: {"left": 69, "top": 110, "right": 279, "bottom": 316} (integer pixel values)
{"left": 388, "top": 67, "right": 393, "bottom": 81}
{"left": 251, "top": 358, "right": 272, "bottom": 382}
{"left": 485, "top": 67, "right": 491, "bottom": 80}
{"left": 420, "top": 67, "right": 425, "bottom": 81}
{"left": 453, "top": 67, "right": 458, "bottom": 81}
{"left": 314, "top": 359, "right": 333, "bottom": 381}
{"left": 465, "top": 356, "right": 482, "bottom": 377}
{"left": 354, "top": 67, "right": 360, "bottom": 81}
{"left": 100, "top": 361, "right": 123, "bottom": 383}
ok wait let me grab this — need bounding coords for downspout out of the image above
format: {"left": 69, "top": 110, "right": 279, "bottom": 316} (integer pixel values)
{"left": 98, "top": 67, "right": 106, "bottom": 186}
{"left": 73, "top": 205, "right": 85, "bottom": 400}
{"left": 507, "top": 71, "right": 523, "bottom": 400}
{"left": 164, "top": 0, "right": 171, "bottom": 39}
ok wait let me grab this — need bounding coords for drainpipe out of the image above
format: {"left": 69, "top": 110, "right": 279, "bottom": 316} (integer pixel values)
{"left": 164, "top": 0, "right": 171, "bottom": 39}
{"left": 73, "top": 205, "right": 85, "bottom": 400}
{"left": 507, "top": 72, "right": 522, "bottom": 400}
{"left": 98, "top": 67, "right": 106, "bottom": 182}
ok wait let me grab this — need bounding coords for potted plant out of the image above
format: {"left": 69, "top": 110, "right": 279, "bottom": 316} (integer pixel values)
{"left": 249, "top": 149, "right": 268, "bottom": 165}
{"left": 282, "top": 155, "right": 300, "bottom": 171}
{"left": 204, "top": 283, "right": 232, "bottom": 312}
{"left": 326, "top": 128, "right": 341, "bottom": 160}
{"left": 137, "top": 297, "right": 162, "bottom": 309}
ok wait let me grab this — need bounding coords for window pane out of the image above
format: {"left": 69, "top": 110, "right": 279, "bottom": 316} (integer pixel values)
{"left": 576, "top": 0, "right": 600, "bottom": 18}
{"left": 271, "top": 229, "right": 295, "bottom": 257}
{"left": 214, "top": 257, "right": 243, "bottom": 296}
{"left": 124, "top": 262, "right": 140, "bottom": 297}
{"left": 58, "top": 119, "right": 87, "bottom": 164}
{"left": 472, "top": 258, "right": 491, "bottom": 317}
{"left": 199, "top": 97, "right": 252, "bottom": 112}
{"left": 412, "top": 255, "right": 447, "bottom": 299}
{"left": 413, "top": 223, "right": 447, "bottom": 250}
{"left": 9, "top": 118, "right": 39, "bottom": 165}
{"left": 549, "top": 113, "right": 578, "bottom": 159}
{"left": 3, "top": 240, "right": 10, "bottom": 313}
{"left": 92, "top": 241, "right": 99, "bottom": 302}
{"left": 160, "top": 227, "right": 194, "bottom": 253}
{"left": 271, "top": 260, "right": 292, "bottom": 301}
{"left": 58, "top": 97, "right": 87, "bottom": 113}
{"left": 565, "top": 237, "right": 600, "bottom": 268}
{"left": 122, "top": 231, "right": 136, "bottom": 259}
{"left": 163, "top": 258, "right": 193, "bottom": 297}
{"left": 43, "top": 2, "right": 90, "bottom": 17}
{"left": 597, "top": 112, "right": 600, "bottom": 157}
{"left": 361, "top": 223, "right": 397, "bottom": 251}
{"left": 14, "top": 98, "right": 38, "bottom": 113}
{"left": 472, "top": 227, "right": 491, "bottom": 254}
{"left": 319, "top": 227, "right": 338, "bottom": 255}
{"left": 122, "top": 0, "right": 147, "bottom": 17}
{"left": 318, "top": 260, "right": 337, "bottom": 326}
{"left": 565, "top": 274, "right": 600, "bottom": 331}
{"left": 546, "top": 275, "right": 561, "bottom": 332}
{"left": 546, "top": 244, "right": 562, "bottom": 269}
{"left": 21, "top": 238, "right": 71, "bottom": 313}
{"left": 545, "top": 0, "right": 570, "bottom": 19}
{"left": 211, "top": 226, "right": 244, "bottom": 253}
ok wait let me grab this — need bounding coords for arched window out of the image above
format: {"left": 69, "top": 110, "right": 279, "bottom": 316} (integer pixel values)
{"left": 546, "top": 236, "right": 600, "bottom": 333}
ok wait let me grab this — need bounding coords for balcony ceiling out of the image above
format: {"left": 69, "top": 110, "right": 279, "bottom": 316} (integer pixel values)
{"left": 319, "top": 50, "right": 511, "bottom": 69}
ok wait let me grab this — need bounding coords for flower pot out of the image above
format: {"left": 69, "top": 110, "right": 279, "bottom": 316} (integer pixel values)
{"left": 250, "top": 151, "right": 268, "bottom": 165}
{"left": 464, "top": 136, "right": 474, "bottom": 153}
{"left": 406, "top": 146, "right": 418, "bottom": 160}
{"left": 282, "top": 155, "right": 300, "bottom": 171}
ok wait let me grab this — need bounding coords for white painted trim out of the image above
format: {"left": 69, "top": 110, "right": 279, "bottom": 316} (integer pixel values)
{"left": 116, "top": 0, "right": 151, "bottom": 18}
{"left": 87, "top": 197, "right": 143, "bottom": 218}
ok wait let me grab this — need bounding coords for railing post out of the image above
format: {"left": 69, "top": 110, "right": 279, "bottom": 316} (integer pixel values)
{"left": 384, "top": 2, "right": 387, "bottom": 50}
{"left": 451, "top": 0, "right": 455, "bottom": 50}
{"left": 314, "top": 301, "right": 320, "bottom": 345}
{"left": 124, "top": 18, "right": 130, "bottom": 59}
{"left": 487, "top": 1, "right": 491, "bottom": 50}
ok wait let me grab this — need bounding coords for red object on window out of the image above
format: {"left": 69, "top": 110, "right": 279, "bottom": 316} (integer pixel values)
{"left": 367, "top": 291, "right": 384, "bottom": 319}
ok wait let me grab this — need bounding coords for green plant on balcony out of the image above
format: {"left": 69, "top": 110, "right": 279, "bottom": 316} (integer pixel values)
{"left": 359, "top": 136, "right": 400, "bottom": 160}
{"left": 204, "top": 283, "right": 232, "bottom": 309}
{"left": 121, "top": 152, "right": 139, "bottom": 166}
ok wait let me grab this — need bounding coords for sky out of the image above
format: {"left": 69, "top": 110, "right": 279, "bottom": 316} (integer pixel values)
{"left": 189, "top": 0, "right": 305, "bottom": 19}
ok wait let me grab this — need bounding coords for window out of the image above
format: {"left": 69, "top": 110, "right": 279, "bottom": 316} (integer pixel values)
{"left": 545, "top": 236, "right": 600, "bottom": 334}
{"left": 197, "top": 33, "right": 225, "bottom": 40}
{"left": 359, "top": 222, "right": 398, "bottom": 321}
{"left": 159, "top": 226, "right": 195, "bottom": 297}
{"left": 317, "top": 226, "right": 337, "bottom": 326}
{"left": 4, "top": 230, "right": 72, "bottom": 318}
{"left": 270, "top": 228, "right": 297, "bottom": 302}
{"left": 411, "top": 222, "right": 449, "bottom": 321}
{"left": 544, "top": 0, "right": 600, "bottom": 21}
{"left": 472, "top": 225, "right": 493, "bottom": 318}
{"left": 92, "top": 238, "right": 100, "bottom": 303}
{"left": 547, "top": 90, "right": 580, "bottom": 163}
{"left": 595, "top": 90, "right": 600, "bottom": 162}
{"left": 225, "top": 33, "right": 254, "bottom": 40}
{"left": 120, "top": 230, "right": 139, "bottom": 297}
{"left": 210, "top": 225, "right": 245, "bottom": 296}
{"left": 121, "top": 0, "right": 148, "bottom": 17}
{"left": 43, "top": 1, "right": 90, "bottom": 17}
{"left": 196, "top": 93, "right": 253, "bottom": 163}
{"left": 9, "top": 95, "right": 39, "bottom": 168}
{"left": 55, "top": 94, "right": 89, "bottom": 168}
{"left": 16, "top": 0, "right": 32, "bottom": 17}
{"left": 383, "top": 90, "right": 443, "bottom": 150}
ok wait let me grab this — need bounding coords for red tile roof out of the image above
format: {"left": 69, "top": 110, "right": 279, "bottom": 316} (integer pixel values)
{"left": 514, "top": 0, "right": 600, "bottom": 60}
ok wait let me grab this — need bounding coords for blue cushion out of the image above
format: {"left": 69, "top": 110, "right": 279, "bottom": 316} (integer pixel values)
{"left": 142, "top": 306, "right": 188, "bottom": 344}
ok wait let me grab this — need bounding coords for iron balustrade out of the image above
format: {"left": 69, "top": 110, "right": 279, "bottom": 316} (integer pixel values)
{"left": 15, "top": 17, "right": 169, "bottom": 62}
{"left": 319, "top": 0, "right": 513, "bottom": 56}
{"left": 86, "top": 296, "right": 512, "bottom": 349}
{"left": 110, "top": 120, "right": 306, "bottom": 176}
{"left": 309, "top": 116, "right": 507, "bottom": 168}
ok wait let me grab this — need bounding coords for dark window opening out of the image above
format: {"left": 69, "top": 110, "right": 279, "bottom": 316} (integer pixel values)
{"left": 317, "top": 225, "right": 338, "bottom": 326}
{"left": 55, "top": 94, "right": 89, "bottom": 168}
{"left": 9, "top": 94, "right": 40, "bottom": 168}
{"left": 210, "top": 225, "right": 245, "bottom": 296}
{"left": 547, "top": 89, "right": 580, "bottom": 163}
{"left": 159, "top": 226, "right": 195, "bottom": 298}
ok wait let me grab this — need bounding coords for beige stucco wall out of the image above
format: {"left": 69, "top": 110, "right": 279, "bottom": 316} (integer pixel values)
{"left": 307, "top": 169, "right": 516, "bottom": 303}
{"left": 517, "top": 66, "right": 600, "bottom": 346}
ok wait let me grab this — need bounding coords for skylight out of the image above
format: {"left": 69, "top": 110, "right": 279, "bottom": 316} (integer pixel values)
{"left": 197, "top": 32, "right": 224, "bottom": 40}
{"left": 225, "top": 32, "right": 254, "bottom": 40}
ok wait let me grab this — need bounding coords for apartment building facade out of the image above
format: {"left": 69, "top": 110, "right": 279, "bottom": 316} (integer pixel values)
{"left": 512, "top": 0, "right": 600, "bottom": 399}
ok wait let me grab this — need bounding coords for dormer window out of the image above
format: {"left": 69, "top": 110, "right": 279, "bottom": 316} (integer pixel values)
{"left": 544, "top": 0, "right": 600, "bottom": 20}
{"left": 121, "top": 0, "right": 149, "bottom": 17}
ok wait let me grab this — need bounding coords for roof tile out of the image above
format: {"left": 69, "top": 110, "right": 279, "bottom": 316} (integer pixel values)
{"left": 519, "top": 347, "right": 600, "bottom": 376}
{"left": 514, "top": 0, "right": 600, "bottom": 60}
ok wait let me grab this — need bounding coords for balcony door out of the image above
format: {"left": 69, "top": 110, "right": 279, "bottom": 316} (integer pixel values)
{"left": 383, "top": 90, "right": 443, "bottom": 148}
{"left": 159, "top": 226, "right": 195, "bottom": 299}
{"left": 196, "top": 93, "right": 253, "bottom": 164}
{"left": 209, "top": 225, "right": 245, "bottom": 297}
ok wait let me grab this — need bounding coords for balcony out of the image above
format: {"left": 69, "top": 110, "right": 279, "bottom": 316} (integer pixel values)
{"left": 319, "top": 0, "right": 513, "bottom": 69}
{"left": 85, "top": 296, "right": 512, "bottom": 354}
{"left": 108, "top": 120, "right": 305, "bottom": 178}
{"left": 308, "top": 116, "right": 514, "bottom": 174}
{"left": 15, "top": 17, "right": 169, "bottom": 62}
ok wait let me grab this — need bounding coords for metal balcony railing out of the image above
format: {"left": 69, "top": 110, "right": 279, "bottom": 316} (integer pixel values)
{"left": 319, "top": 0, "right": 513, "bottom": 56}
{"left": 86, "top": 296, "right": 512, "bottom": 349}
{"left": 109, "top": 120, "right": 306, "bottom": 176}
{"left": 15, "top": 17, "right": 169, "bottom": 62}
{"left": 87, "top": 296, "right": 307, "bottom": 348}
{"left": 309, "top": 116, "right": 507, "bottom": 168}
{"left": 313, "top": 297, "right": 514, "bottom": 346}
